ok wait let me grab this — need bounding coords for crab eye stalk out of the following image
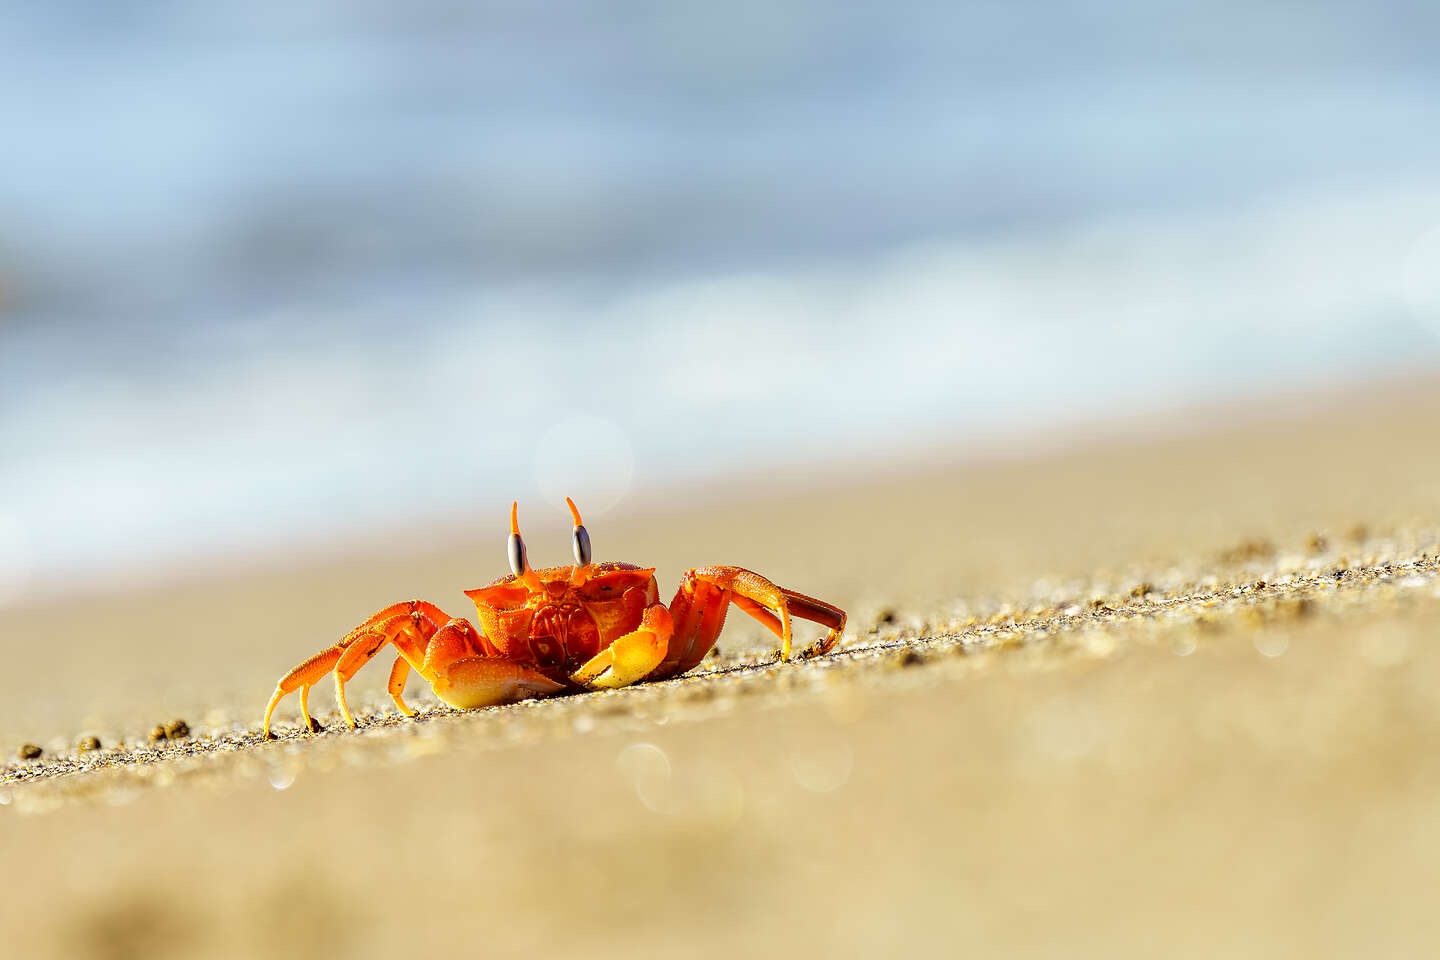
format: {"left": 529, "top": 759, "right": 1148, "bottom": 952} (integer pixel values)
{"left": 507, "top": 502, "right": 544, "bottom": 590}
{"left": 566, "top": 497, "right": 592, "bottom": 585}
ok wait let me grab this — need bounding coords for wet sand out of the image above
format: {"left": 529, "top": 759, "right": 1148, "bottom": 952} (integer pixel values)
{"left": 3, "top": 374, "right": 1440, "bottom": 958}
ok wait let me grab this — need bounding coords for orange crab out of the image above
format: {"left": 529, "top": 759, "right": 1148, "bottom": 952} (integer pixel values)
{"left": 263, "top": 499, "right": 846, "bottom": 737}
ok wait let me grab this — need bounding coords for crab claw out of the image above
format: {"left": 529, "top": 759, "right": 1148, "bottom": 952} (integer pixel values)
{"left": 572, "top": 604, "right": 673, "bottom": 689}
{"left": 435, "top": 659, "right": 566, "bottom": 709}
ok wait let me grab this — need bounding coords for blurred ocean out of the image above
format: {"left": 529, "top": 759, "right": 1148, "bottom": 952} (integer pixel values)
{"left": 3, "top": 1, "right": 1440, "bottom": 600}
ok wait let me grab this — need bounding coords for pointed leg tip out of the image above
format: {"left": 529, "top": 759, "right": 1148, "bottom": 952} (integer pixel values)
{"left": 801, "top": 634, "right": 841, "bottom": 659}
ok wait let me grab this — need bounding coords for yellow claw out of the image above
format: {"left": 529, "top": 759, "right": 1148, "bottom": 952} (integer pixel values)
{"left": 572, "top": 605, "right": 673, "bottom": 689}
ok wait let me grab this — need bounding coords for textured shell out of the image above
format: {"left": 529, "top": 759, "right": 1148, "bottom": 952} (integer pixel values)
{"left": 462, "top": 562, "right": 660, "bottom": 667}
{"left": 476, "top": 561, "right": 652, "bottom": 591}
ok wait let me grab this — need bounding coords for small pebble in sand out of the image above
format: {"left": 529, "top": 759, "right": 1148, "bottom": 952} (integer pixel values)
{"left": 1222, "top": 539, "right": 1275, "bottom": 563}
{"left": 148, "top": 719, "right": 191, "bottom": 743}
{"left": 897, "top": 649, "right": 926, "bottom": 667}
{"left": 1129, "top": 583, "right": 1153, "bottom": 599}
{"left": 875, "top": 607, "right": 898, "bottom": 625}
{"left": 708, "top": 646, "right": 723, "bottom": 659}
{"left": 1306, "top": 532, "right": 1329, "bottom": 554}
{"left": 18, "top": 743, "right": 42, "bottom": 760}
{"left": 78, "top": 736, "right": 102, "bottom": 752}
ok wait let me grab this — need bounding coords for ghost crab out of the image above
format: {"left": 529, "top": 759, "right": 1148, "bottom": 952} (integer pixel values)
{"left": 263, "top": 499, "right": 846, "bottom": 737}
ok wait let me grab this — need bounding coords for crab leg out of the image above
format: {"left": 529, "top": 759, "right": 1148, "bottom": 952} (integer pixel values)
{"left": 263, "top": 600, "right": 453, "bottom": 738}
{"left": 655, "top": 566, "right": 847, "bottom": 677}
{"left": 730, "top": 590, "right": 846, "bottom": 658}
{"left": 335, "top": 599, "right": 452, "bottom": 648}
{"left": 264, "top": 646, "right": 345, "bottom": 737}
{"left": 333, "top": 611, "right": 447, "bottom": 728}
{"left": 298, "top": 685, "right": 318, "bottom": 730}
{"left": 387, "top": 654, "right": 416, "bottom": 717}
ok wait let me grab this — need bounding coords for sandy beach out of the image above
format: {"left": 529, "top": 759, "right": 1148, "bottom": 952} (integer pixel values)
{"left": 4, "top": 374, "right": 1440, "bottom": 958}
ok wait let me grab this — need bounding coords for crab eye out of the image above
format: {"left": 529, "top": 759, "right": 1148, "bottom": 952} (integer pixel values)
{"left": 572, "top": 524, "right": 592, "bottom": 567}
{"left": 558, "top": 495, "right": 587, "bottom": 569}
{"left": 508, "top": 532, "right": 528, "bottom": 578}
{"left": 507, "top": 501, "right": 530, "bottom": 578}
{"left": 565, "top": 497, "right": 593, "bottom": 581}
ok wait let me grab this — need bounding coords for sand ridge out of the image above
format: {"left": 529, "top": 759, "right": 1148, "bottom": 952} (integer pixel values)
{"left": 6, "top": 528, "right": 1436, "bottom": 814}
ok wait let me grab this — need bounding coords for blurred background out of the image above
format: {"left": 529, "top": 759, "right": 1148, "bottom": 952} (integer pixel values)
{"left": 9, "top": 10, "right": 1440, "bottom": 957}
{"left": 4, "top": 0, "right": 1440, "bottom": 604}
